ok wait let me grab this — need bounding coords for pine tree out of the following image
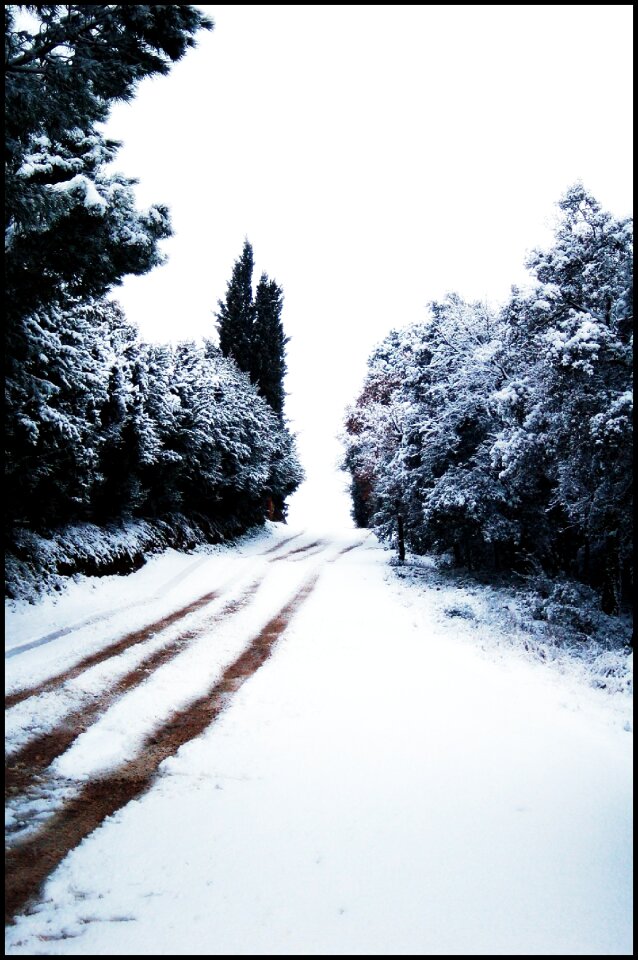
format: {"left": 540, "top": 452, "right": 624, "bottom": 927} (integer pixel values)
{"left": 5, "top": 5, "right": 213, "bottom": 323}
{"left": 216, "top": 239, "right": 256, "bottom": 376}
{"left": 5, "top": 5, "right": 212, "bottom": 537}
{"left": 253, "top": 273, "right": 287, "bottom": 417}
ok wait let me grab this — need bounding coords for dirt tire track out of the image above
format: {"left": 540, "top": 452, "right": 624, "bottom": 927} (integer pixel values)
{"left": 259, "top": 533, "right": 303, "bottom": 556}
{"left": 329, "top": 541, "right": 364, "bottom": 561}
{"left": 5, "top": 572, "right": 320, "bottom": 926}
{"left": 5, "top": 579, "right": 264, "bottom": 804}
{"left": 5, "top": 584, "right": 232, "bottom": 711}
{"left": 5, "top": 557, "right": 212, "bottom": 663}
{"left": 5, "top": 542, "right": 316, "bottom": 709}
{"left": 5, "top": 536, "right": 309, "bottom": 664}
{"left": 5, "top": 536, "right": 306, "bottom": 663}
{"left": 269, "top": 540, "right": 324, "bottom": 562}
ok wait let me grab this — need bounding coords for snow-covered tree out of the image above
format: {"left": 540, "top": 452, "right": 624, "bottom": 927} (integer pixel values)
{"left": 5, "top": 5, "right": 212, "bottom": 320}
{"left": 4, "top": 7, "right": 306, "bottom": 590}
{"left": 524, "top": 184, "right": 633, "bottom": 611}
{"left": 343, "top": 185, "right": 632, "bottom": 612}
{"left": 5, "top": 4, "right": 213, "bottom": 537}
{"left": 214, "top": 243, "right": 300, "bottom": 520}
{"left": 5, "top": 297, "right": 115, "bottom": 530}
{"left": 216, "top": 239, "right": 256, "bottom": 377}
{"left": 252, "top": 273, "right": 288, "bottom": 418}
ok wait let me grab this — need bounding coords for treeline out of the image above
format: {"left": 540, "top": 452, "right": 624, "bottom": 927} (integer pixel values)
{"left": 343, "top": 185, "right": 633, "bottom": 615}
{"left": 6, "top": 296, "right": 302, "bottom": 533}
{"left": 5, "top": 6, "right": 302, "bottom": 595}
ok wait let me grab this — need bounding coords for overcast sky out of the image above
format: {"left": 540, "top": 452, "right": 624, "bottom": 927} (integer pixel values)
{"left": 103, "top": 4, "right": 633, "bottom": 504}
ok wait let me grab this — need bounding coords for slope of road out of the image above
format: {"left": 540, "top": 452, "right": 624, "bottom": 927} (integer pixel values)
{"left": 4, "top": 524, "right": 633, "bottom": 955}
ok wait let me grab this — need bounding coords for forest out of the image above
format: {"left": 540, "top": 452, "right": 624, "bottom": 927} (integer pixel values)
{"left": 343, "top": 184, "right": 633, "bottom": 619}
{"left": 5, "top": 6, "right": 303, "bottom": 598}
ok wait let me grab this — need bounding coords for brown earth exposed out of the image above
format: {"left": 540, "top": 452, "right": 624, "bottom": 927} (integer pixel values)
{"left": 5, "top": 585, "right": 226, "bottom": 710}
{"left": 5, "top": 571, "right": 320, "bottom": 926}
{"left": 6, "top": 538, "right": 325, "bottom": 709}
{"left": 5, "top": 578, "right": 264, "bottom": 804}
{"left": 269, "top": 540, "right": 324, "bottom": 561}
{"left": 259, "top": 533, "right": 303, "bottom": 556}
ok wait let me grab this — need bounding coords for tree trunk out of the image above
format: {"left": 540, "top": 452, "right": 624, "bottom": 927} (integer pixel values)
{"left": 397, "top": 512, "right": 405, "bottom": 563}
{"left": 600, "top": 536, "right": 621, "bottom": 616}
{"left": 464, "top": 534, "right": 473, "bottom": 572}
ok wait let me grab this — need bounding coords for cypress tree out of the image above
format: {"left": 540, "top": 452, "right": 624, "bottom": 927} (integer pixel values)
{"left": 216, "top": 239, "right": 255, "bottom": 376}
{"left": 253, "top": 273, "right": 287, "bottom": 417}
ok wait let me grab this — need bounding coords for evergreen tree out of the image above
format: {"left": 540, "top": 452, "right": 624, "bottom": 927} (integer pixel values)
{"left": 342, "top": 184, "right": 632, "bottom": 613}
{"left": 5, "top": 5, "right": 212, "bottom": 538}
{"left": 4, "top": 7, "right": 306, "bottom": 593}
{"left": 93, "top": 309, "right": 147, "bottom": 520}
{"left": 143, "top": 342, "right": 182, "bottom": 515}
{"left": 216, "top": 245, "right": 290, "bottom": 421}
{"left": 524, "top": 184, "right": 633, "bottom": 611}
{"left": 5, "top": 5, "right": 213, "bottom": 322}
{"left": 5, "top": 297, "right": 106, "bottom": 530}
{"left": 216, "top": 239, "right": 255, "bottom": 376}
{"left": 253, "top": 273, "right": 287, "bottom": 417}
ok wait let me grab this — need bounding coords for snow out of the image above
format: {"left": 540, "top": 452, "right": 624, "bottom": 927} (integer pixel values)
{"left": 4, "top": 495, "right": 633, "bottom": 955}
{"left": 51, "top": 174, "right": 107, "bottom": 211}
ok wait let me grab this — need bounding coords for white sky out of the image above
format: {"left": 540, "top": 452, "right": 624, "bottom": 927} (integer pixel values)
{"left": 103, "top": 4, "right": 633, "bottom": 487}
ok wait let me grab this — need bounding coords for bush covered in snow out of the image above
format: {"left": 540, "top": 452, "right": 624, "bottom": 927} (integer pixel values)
{"left": 5, "top": 513, "right": 248, "bottom": 603}
{"left": 392, "top": 554, "right": 633, "bottom": 701}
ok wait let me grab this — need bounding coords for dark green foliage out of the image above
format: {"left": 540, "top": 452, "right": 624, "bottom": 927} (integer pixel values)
{"left": 216, "top": 243, "right": 289, "bottom": 418}
{"left": 5, "top": 4, "right": 212, "bottom": 317}
{"left": 5, "top": 298, "right": 120, "bottom": 532}
{"left": 5, "top": 4, "right": 212, "bottom": 538}
{"left": 215, "top": 241, "right": 298, "bottom": 519}
{"left": 253, "top": 274, "right": 287, "bottom": 417}
{"left": 5, "top": 7, "right": 305, "bottom": 594}
{"left": 217, "top": 239, "right": 256, "bottom": 376}
{"left": 5, "top": 298, "right": 304, "bottom": 591}
{"left": 5, "top": 5, "right": 213, "bottom": 155}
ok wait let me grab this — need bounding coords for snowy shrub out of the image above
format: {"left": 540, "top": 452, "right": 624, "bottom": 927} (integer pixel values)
{"left": 5, "top": 513, "right": 258, "bottom": 603}
{"left": 443, "top": 603, "right": 476, "bottom": 620}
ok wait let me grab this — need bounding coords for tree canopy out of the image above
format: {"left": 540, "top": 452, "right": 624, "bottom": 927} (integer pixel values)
{"left": 343, "top": 185, "right": 633, "bottom": 614}
{"left": 216, "top": 240, "right": 289, "bottom": 419}
{"left": 5, "top": 6, "right": 304, "bottom": 594}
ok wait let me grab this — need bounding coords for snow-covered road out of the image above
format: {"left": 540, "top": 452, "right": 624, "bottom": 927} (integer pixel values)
{"left": 5, "top": 524, "right": 633, "bottom": 955}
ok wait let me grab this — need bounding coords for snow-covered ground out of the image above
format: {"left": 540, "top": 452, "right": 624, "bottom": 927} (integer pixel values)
{"left": 5, "top": 496, "right": 633, "bottom": 954}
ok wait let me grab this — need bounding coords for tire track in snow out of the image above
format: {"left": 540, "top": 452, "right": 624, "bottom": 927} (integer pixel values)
{"left": 328, "top": 539, "right": 368, "bottom": 561}
{"left": 269, "top": 539, "right": 325, "bottom": 561}
{"left": 5, "top": 534, "right": 302, "bottom": 661}
{"left": 5, "top": 571, "right": 320, "bottom": 926}
{"left": 291, "top": 537, "right": 368, "bottom": 564}
{"left": 5, "top": 538, "right": 353, "bottom": 711}
{"left": 5, "top": 555, "right": 211, "bottom": 661}
{"left": 5, "top": 581, "right": 233, "bottom": 710}
{"left": 5, "top": 577, "right": 265, "bottom": 803}
{"left": 258, "top": 533, "right": 303, "bottom": 556}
